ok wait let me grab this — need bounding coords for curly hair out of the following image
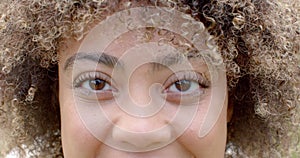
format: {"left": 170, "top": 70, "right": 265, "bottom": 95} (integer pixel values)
{"left": 0, "top": 0, "right": 299, "bottom": 157}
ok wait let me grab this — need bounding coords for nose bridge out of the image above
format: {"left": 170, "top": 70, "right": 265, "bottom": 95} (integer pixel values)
{"left": 112, "top": 113, "right": 172, "bottom": 150}
{"left": 111, "top": 64, "right": 173, "bottom": 150}
{"left": 127, "top": 65, "right": 152, "bottom": 106}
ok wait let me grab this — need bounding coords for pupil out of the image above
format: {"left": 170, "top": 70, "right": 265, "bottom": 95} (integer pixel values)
{"left": 89, "top": 78, "right": 105, "bottom": 90}
{"left": 175, "top": 80, "right": 191, "bottom": 91}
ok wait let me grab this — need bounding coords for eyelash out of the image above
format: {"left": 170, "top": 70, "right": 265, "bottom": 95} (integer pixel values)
{"left": 73, "top": 71, "right": 112, "bottom": 89}
{"left": 72, "top": 71, "right": 209, "bottom": 101}
{"left": 164, "top": 71, "right": 210, "bottom": 90}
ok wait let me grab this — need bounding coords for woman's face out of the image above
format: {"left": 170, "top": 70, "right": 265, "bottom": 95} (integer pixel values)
{"left": 58, "top": 6, "right": 228, "bottom": 158}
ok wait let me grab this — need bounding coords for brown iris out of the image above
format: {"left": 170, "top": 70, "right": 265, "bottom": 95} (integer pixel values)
{"left": 174, "top": 80, "right": 191, "bottom": 92}
{"left": 89, "top": 78, "right": 106, "bottom": 90}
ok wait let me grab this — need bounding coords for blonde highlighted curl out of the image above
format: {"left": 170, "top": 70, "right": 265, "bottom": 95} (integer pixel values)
{"left": 0, "top": 0, "right": 299, "bottom": 157}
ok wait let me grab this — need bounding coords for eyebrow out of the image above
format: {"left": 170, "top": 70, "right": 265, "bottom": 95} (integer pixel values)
{"left": 151, "top": 50, "right": 202, "bottom": 71}
{"left": 63, "top": 52, "right": 120, "bottom": 71}
{"left": 63, "top": 50, "right": 202, "bottom": 71}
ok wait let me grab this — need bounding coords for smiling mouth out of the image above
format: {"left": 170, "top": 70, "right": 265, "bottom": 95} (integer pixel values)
{"left": 98, "top": 154, "right": 196, "bottom": 158}
{"left": 95, "top": 148, "right": 197, "bottom": 158}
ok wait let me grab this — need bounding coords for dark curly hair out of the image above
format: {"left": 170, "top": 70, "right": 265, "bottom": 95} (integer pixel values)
{"left": 0, "top": 0, "right": 299, "bottom": 157}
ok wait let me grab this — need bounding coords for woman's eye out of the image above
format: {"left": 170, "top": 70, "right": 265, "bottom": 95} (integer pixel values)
{"left": 73, "top": 72, "right": 115, "bottom": 100}
{"left": 168, "top": 79, "right": 200, "bottom": 93}
{"left": 82, "top": 78, "right": 111, "bottom": 91}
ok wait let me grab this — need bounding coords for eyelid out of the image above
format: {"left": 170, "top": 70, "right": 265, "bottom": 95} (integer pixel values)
{"left": 163, "top": 71, "right": 210, "bottom": 90}
{"left": 73, "top": 71, "right": 113, "bottom": 88}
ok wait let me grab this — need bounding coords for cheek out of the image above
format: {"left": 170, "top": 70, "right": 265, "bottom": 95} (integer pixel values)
{"left": 178, "top": 95, "right": 228, "bottom": 157}
{"left": 59, "top": 77, "right": 103, "bottom": 157}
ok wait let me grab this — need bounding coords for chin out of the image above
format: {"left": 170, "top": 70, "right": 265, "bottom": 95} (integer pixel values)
{"left": 95, "top": 143, "right": 195, "bottom": 158}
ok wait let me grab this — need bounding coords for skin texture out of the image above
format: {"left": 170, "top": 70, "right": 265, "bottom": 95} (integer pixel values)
{"left": 0, "top": 0, "right": 299, "bottom": 157}
{"left": 58, "top": 22, "right": 228, "bottom": 157}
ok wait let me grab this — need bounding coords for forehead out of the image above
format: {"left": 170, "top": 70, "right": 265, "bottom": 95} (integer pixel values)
{"left": 80, "top": 27, "right": 199, "bottom": 58}
{"left": 59, "top": 5, "right": 216, "bottom": 68}
{"left": 78, "top": 7, "right": 209, "bottom": 53}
